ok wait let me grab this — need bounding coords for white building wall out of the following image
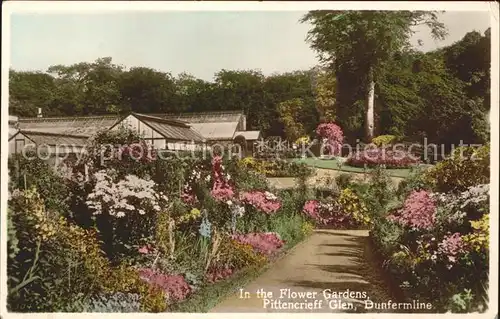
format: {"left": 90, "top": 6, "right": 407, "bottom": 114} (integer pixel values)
{"left": 113, "top": 114, "right": 197, "bottom": 151}
{"left": 113, "top": 115, "right": 166, "bottom": 149}
{"left": 9, "top": 133, "right": 29, "bottom": 156}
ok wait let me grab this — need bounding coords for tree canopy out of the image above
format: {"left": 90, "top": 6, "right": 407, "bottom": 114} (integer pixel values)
{"left": 9, "top": 18, "right": 490, "bottom": 146}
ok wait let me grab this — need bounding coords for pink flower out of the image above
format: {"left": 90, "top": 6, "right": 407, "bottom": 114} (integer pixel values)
{"left": 211, "top": 185, "right": 235, "bottom": 201}
{"left": 240, "top": 191, "right": 281, "bottom": 214}
{"left": 138, "top": 268, "right": 191, "bottom": 302}
{"left": 438, "top": 232, "right": 465, "bottom": 264}
{"left": 347, "top": 148, "right": 420, "bottom": 168}
{"left": 388, "top": 190, "right": 436, "bottom": 230}
{"left": 210, "top": 156, "right": 236, "bottom": 202}
{"left": 206, "top": 266, "right": 234, "bottom": 283}
{"left": 302, "top": 200, "right": 349, "bottom": 226}
{"left": 316, "top": 123, "right": 344, "bottom": 156}
{"left": 303, "top": 200, "right": 321, "bottom": 220}
{"left": 138, "top": 245, "right": 151, "bottom": 254}
{"left": 231, "top": 232, "right": 284, "bottom": 256}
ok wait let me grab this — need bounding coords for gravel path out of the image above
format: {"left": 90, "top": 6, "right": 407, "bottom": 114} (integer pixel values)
{"left": 210, "top": 229, "right": 394, "bottom": 313}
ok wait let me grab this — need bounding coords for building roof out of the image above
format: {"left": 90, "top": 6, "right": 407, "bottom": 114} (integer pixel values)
{"left": 18, "top": 115, "right": 121, "bottom": 137}
{"left": 152, "top": 111, "right": 246, "bottom": 140}
{"left": 17, "top": 130, "right": 89, "bottom": 146}
{"left": 157, "top": 110, "right": 244, "bottom": 123}
{"left": 16, "top": 110, "right": 257, "bottom": 142}
{"left": 234, "top": 130, "right": 261, "bottom": 140}
{"left": 131, "top": 113, "right": 204, "bottom": 142}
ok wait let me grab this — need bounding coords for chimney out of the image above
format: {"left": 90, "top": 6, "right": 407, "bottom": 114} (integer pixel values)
{"left": 37, "top": 108, "right": 43, "bottom": 118}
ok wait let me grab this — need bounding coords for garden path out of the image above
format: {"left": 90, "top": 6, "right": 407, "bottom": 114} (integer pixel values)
{"left": 267, "top": 168, "right": 404, "bottom": 189}
{"left": 210, "top": 229, "right": 394, "bottom": 313}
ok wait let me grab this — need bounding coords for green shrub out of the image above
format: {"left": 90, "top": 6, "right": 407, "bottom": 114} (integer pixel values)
{"left": 335, "top": 173, "right": 354, "bottom": 189}
{"left": 8, "top": 153, "right": 70, "bottom": 214}
{"left": 355, "top": 166, "right": 395, "bottom": 216}
{"left": 372, "top": 134, "right": 398, "bottom": 147}
{"left": 370, "top": 218, "right": 404, "bottom": 257}
{"left": 7, "top": 187, "right": 166, "bottom": 312}
{"left": 8, "top": 187, "right": 108, "bottom": 311}
{"left": 396, "top": 166, "right": 433, "bottom": 199}
{"left": 424, "top": 145, "right": 489, "bottom": 193}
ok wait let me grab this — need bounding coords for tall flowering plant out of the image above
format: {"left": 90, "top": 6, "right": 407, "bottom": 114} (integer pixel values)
{"left": 316, "top": 123, "right": 344, "bottom": 156}
{"left": 85, "top": 169, "right": 168, "bottom": 259}
{"left": 210, "top": 156, "right": 235, "bottom": 202}
{"left": 86, "top": 169, "right": 167, "bottom": 218}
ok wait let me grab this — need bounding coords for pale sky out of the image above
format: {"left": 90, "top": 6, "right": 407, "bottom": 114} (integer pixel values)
{"left": 9, "top": 11, "right": 491, "bottom": 81}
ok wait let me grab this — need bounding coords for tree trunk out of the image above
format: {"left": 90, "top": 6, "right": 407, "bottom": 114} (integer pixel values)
{"left": 365, "top": 68, "right": 375, "bottom": 142}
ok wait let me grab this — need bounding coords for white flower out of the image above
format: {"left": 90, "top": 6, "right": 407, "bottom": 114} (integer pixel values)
{"left": 116, "top": 211, "right": 126, "bottom": 218}
{"left": 264, "top": 191, "right": 277, "bottom": 201}
{"left": 153, "top": 205, "right": 160, "bottom": 211}
{"left": 138, "top": 209, "right": 146, "bottom": 215}
{"left": 205, "top": 175, "right": 211, "bottom": 182}
{"left": 226, "top": 174, "right": 231, "bottom": 180}
{"left": 236, "top": 205, "right": 245, "bottom": 217}
{"left": 226, "top": 200, "right": 233, "bottom": 206}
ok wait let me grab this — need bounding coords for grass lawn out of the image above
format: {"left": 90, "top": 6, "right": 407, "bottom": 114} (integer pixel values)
{"left": 293, "top": 157, "right": 429, "bottom": 178}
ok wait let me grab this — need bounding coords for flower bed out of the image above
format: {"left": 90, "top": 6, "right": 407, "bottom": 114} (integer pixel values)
{"left": 7, "top": 128, "right": 314, "bottom": 313}
{"left": 370, "top": 145, "right": 490, "bottom": 312}
{"left": 346, "top": 147, "right": 420, "bottom": 168}
{"left": 302, "top": 188, "right": 371, "bottom": 229}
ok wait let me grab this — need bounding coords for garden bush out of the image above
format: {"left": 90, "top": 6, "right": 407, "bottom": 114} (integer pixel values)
{"left": 8, "top": 153, "right": 70, "bottom": 214}
{"left": 302, "top": 187, "right": 371, "bottom": 229}
{"left": 7, "top": 187, "right": 167, "bottom": 312}
{"left": 424, "top": 144, "right": 489, "bottom": 193}
{"left": 372, "top": 134, "right": 398, "bottom": 147}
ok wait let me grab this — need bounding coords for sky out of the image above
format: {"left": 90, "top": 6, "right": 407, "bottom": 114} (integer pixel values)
{"left": 9, "top": 11, "right": 491, "bottom": 81}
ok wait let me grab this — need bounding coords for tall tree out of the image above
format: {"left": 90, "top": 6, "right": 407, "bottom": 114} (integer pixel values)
{"left": 47, "top": 57, "right": 124, "bottom": 115}
{"left": 9, "top": 70, "right": 58, "bottom": 117}
{"left": 302, "top": 10, "right": 447, "bottom": 141}
{"left": 119, "top": 67, "right": 177, "bottom": 113}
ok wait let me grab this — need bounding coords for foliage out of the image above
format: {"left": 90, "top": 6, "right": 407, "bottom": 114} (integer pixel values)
{"left": 8, "top": 153, "right": 70, "bottom": 214}
{"left": 396, "top": 166, "right": 433, "bottom": 199}
{"left": 278, "top": 98, "right": 319, "bottom": 141}
{"left": 372, "top": 135, "right": 398, "bottom": 147}
{"left": 335, "top": 173, "right": 354, "bottom": 189}
{"left": 337, "top": 188, "right": 371, "bottom": 226}
{"left": 68, "top": 293, "right": 142, "bottom": 312}
{"left": 8, "top": 187, "right": 108, "bottom": 311}
{"left": 424, "top": 145, "right": 490, "bottom": 193}
{"left": 302, "top": 11, "right": 447, "bottom": 140}
{"left": 302, "top": 188, "right": 371, "bottom": 229}
{"left": 10, "top": 24, "right": 490, "bottom": 146}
